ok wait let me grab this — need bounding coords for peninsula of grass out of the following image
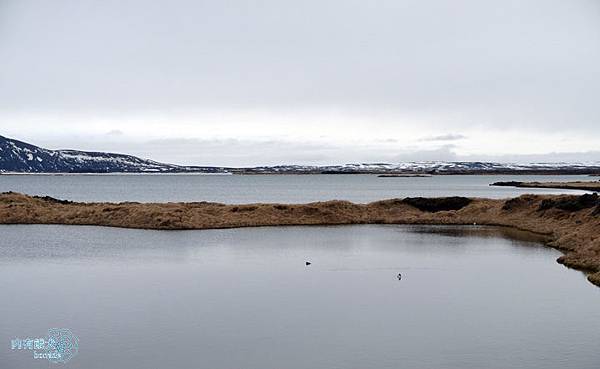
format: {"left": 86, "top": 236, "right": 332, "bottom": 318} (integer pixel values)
{"left": 1, "top": 191, "right": 599, "bottom": 287}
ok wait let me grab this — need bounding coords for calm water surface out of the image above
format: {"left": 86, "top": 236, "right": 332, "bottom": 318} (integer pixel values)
{"left": 0, "top": 174, "right": 590, "bottom": 203}
{"left": 1, "top": 224, "right": 599, "bottom": 369}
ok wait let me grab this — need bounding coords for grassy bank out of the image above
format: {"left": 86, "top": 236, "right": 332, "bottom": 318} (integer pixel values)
{"left": 1, "top": 191, "right": 599, "bottom": 287}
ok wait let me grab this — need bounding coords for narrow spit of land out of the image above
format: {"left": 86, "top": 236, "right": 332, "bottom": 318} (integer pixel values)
{"left": 491, "top": 180, "right": 600, "bottom": 192}
{"left": 1, "top": 192, "right": 599, "bottom": 287}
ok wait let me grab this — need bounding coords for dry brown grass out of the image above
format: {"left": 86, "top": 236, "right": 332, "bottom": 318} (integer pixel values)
{"left": 1, "top": 191, "right": 600, "bottom": 287}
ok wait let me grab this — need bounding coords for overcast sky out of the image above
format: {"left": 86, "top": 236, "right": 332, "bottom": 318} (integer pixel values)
{"left": 1, "top": 0, "right": 599, "bottom": 166}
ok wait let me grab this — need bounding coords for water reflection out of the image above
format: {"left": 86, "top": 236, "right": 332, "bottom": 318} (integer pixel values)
{"left": 0, "top": 224, "right": 599, "bottom": 369}
{"left": 404, "top": 224, "right": 551, "bottom": 243}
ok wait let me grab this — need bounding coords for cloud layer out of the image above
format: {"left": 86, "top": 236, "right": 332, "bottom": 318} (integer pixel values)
{"left": 1, "top": 0, "right": 599, "bottom": 164}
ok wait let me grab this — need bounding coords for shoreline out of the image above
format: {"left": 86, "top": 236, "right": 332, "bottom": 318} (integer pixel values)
{"left": 1, "top": 171, "right": 600, "bottom": 176}
{"left": 491, "top": 180, "right": 600, "bottom": 192}
{"left": 1, "top": 192, "right": 599, "bottom": 287}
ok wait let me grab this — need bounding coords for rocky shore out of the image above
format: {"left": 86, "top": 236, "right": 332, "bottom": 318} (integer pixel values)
{"left": 491, "top": 180, "right": 600, "bottom": 192}
{"left": 1, "top": 191, "right": 599, "bottom": 287}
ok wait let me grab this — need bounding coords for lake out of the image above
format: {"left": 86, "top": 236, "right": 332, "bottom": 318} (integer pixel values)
{"left": 1, "top": 224, "right": 599, "bottom": 369}
{"left": 0, "top": 174, "right": 591, "bottom": 203}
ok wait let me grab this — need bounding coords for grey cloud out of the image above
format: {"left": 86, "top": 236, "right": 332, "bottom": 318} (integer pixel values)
{"left": 418, "top": 134, "right": 467, "bottom": 142}
{"left": 390, "top": 145, "right": 459, "bottom": 162}
{"left": 463, "top": 151, "right": 600, "bottom": 164}
{"left": 0, "top": 0, "right": 599, "bottom": 132}
{"left": 106, "top": 129, "right": 124, "bottom": 136}
{"left": 84, "top": 138, "right": 340, "bottom": 167}
{"left": 1, "top": 0, "right": 600, "bottom": 163}
{"left": 23, "top": 134, "right": 600, "bottom": 166}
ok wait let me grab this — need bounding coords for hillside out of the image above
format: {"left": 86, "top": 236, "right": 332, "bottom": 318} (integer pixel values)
{"left": 0, "top": 135, "right": 225, "bottom": 173}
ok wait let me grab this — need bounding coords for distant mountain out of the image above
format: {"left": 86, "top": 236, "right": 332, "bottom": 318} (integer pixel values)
{"left": 0, "top": 135, "right": 226, "bottom": 173}
{"left": 234, "top": 162, "right": 600, "bottom": 175}
{"left": 1, "top": 135, "right": 600, "bottom": 174}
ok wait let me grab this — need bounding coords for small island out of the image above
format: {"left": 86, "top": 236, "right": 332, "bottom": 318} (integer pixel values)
{"left": 377, "top": 174, "right": 432, "bottom": 178}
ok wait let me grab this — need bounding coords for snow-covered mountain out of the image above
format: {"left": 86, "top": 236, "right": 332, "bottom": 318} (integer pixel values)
{"left": 0, "top": 135, "right": 226, "bottom": 173}
{"left": 1, "top": 135, "right": 600, "bottom": 174}
{"left": 237, "top": 161, "right": 600, "bottom": 174}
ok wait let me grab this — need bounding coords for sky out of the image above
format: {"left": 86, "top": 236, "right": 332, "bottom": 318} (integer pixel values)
{"left": 1, "top": 0, "right": 599, "bottom": 166}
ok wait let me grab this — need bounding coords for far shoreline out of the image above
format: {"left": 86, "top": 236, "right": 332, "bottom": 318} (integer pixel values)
{"left": 1, "top": 171, "right": 600, "bottom": 176}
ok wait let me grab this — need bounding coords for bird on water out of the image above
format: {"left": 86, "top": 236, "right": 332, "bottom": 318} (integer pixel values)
{"left": 305, "top": 261, "right": 311, "bottom": 266}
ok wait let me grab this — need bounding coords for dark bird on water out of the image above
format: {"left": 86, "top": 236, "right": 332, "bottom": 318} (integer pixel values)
{"left": 305, "top": 261, "right": 311, "bottom": 266}
{"left": 397, "top": 273, "right": 402, "bottom": 280}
